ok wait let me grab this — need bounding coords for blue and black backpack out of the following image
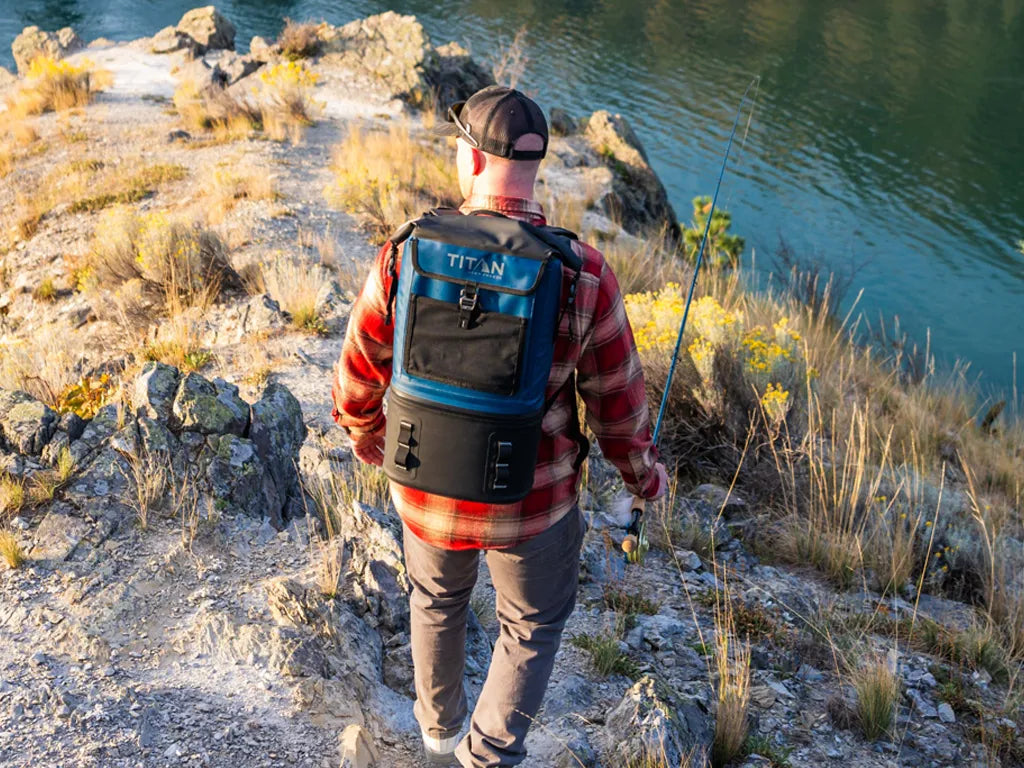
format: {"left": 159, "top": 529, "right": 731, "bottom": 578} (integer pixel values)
{"left": 381, "top": 209, "right": 585, "bottom": 503}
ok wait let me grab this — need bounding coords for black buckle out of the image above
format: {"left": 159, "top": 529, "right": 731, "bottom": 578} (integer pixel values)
{"left": 493, "top": 440, "right": 512, "bottom": 490}
{"left": 394, "top": 420, "right": 414, "bottom": 470}
{"left": 458, "top": 285, "right": 479, "bottom": 330}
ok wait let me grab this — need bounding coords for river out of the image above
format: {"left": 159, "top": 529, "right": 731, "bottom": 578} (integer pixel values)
{"left": 2, "top": 0, "right": 1022, "bottom": 403}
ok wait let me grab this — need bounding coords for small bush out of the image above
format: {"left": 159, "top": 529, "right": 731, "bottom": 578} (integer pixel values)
{"left": 851, "top": 655, "right": 900, "bottom": 740}
{"left": 55, "top": 374, "right": 117, "bottom": 420}
{"left": 711, "top": 594, "right": 751, "bottom": 768}
{"left": 174, "top": 80, "right": 263, "bottom": 142}
{"left": 278, "top": 19, "right": 322, "bottom": 60}
{"left": 32, "top": 278, "right": 58, "bottom": 302}
{"left": 0, "top": 530, "right": 26, "bottom": 569}
{"left": 7, "top": 57, "right": 109, "bottom": 115}
{"left": 88, "top": 207, "right": 237, "bottom": 313}
{"left": 683, "top": 196, "right": 745, "bottom": 268}
{"left": 255, "top": 61, "right": 321, "bottom": 142}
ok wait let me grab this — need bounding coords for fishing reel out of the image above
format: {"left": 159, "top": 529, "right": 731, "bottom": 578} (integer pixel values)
{"left": 620, "top": 497, "right": 649, "bottom": 565}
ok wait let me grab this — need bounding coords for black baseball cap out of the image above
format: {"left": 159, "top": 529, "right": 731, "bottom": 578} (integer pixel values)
{"left": 435, "top": 85, "right": 548, "bottom": 161}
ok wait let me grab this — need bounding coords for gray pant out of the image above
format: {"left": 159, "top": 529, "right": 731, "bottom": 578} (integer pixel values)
{"left": 402, "top": 508, "right": 586, "bottom": 767}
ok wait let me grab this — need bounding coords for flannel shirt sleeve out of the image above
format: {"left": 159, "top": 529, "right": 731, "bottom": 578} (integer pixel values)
{"left": 331, "top": 243, "right": 395, "bottom": 436}
{"left": 575, "top": 258, "right": 662, "bottom": 498}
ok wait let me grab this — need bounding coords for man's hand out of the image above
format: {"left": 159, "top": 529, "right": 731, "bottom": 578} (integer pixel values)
{"left": 649, "top": 462, "right": 669, "bottom": 500}
{"left": 350, "top": 431, "right": 385, "bottom": 466}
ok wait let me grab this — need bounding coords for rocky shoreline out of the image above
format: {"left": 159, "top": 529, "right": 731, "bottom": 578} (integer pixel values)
{"left": 1, "top": 7, "right": 1020, "bottom": 768}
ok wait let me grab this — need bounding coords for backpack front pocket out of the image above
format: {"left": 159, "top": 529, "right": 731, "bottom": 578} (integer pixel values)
{"left": 403, "top": 294, "right": 527, "bottom": 396}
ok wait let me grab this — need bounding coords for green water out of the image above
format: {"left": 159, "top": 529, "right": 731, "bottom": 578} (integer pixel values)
{"left": 2, "top": 0, "right": 1022, "bottom": 401}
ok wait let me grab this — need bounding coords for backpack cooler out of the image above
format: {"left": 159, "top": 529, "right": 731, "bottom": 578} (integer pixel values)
{"left": 382, "top": 210, "right": 583, "bottom": 503}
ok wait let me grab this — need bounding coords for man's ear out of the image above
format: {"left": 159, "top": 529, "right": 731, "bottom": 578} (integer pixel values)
{"left": 471, "top": 148, "right": 486, "bottom": 176}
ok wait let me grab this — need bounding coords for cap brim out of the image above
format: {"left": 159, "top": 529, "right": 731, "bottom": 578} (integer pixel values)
{"left": 432, "top": 121, "right": 460, "bottom": 137}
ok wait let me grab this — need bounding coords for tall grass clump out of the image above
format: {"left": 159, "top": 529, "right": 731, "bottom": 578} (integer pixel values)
{"left": 709, "top": 569, "right": 751, "bottom": 768}
{"left": 245, "top": 254, "right": 331, "bottom": 334}
{"left": 326, "top": 121, "right": 459, "bottom": 242}
{"left": 5, "top": 57, "right": 109, "bottom": 115}
{"left": 0, "top": 530, "right": 26, "bottom": 569}
{"left": 851, "top": 654, "right": 900, "bottom": 740}
{"left": 277, "top": 19, "right": 322, "bottom": 59}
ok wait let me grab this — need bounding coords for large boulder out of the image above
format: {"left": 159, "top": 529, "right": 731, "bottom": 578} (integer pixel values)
{"left": 150, "top": 25, "right": 199, "bottom": 56}
{"left": 11, "top": 25, "right": 83, "bottom": 75}
{"left": 318, "top": 12, "right": 493, "bottom": 107}
{"left": 584, "top": 110, "right": 679, "bottom": 240}
{"left": 0, "top": 389, "right": 58, "bottom": 455}
{"left": 249, "top": 383, "right": 307, "bottom": 526}
{"left": 170, "top": 373, "right": 249, "bottom": 436}
{"left": 133, "top": 361, "right": 181, "bottom": 422}
{"left": 175, "top": 6, "right": 236, "bottom": 53}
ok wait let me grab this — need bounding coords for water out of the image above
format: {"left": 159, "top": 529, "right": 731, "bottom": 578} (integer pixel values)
{"left": 2, "top": 0, "right": 1022, "bottom": 400}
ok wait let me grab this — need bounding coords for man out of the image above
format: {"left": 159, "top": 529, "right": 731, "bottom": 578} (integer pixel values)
{"left": 332, "top": 85, "right": 667, "bottom": 767}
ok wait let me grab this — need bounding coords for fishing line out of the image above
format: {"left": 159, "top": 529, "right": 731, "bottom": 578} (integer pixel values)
{"left": 652, "top": 76, "right": 762, "bottom": 446}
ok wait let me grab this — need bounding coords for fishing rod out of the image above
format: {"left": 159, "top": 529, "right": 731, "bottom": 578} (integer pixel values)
{"left": 623, "top": 76, "right": 761, "bottom": 564}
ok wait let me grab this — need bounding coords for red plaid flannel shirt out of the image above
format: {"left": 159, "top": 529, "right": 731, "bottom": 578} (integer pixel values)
{"left": 332, "top": 194, "right": 662, "bottom": 550}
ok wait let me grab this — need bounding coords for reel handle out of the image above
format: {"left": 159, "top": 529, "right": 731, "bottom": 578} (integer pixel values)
{"left": 621, "top": 497, "right": 646, "bottom": 555}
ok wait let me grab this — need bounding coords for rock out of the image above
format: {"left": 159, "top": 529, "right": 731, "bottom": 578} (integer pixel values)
{"left": 58, "top": 412, "right": 86, "bottom": 442}
{"left": 11, "top": 25, "right": 83, "bottom": 75}
{"left": 343, "top": 501, "right": 409, "bottom": 633}
{"left": 29, "top": 506, "right": 91, "bottom": 566}
{"left": 319, "top": 13, "right": 492, "bottom": 106}
{"left": 906, "top": 688, "right": 938, "bottom": 719}
{"left": 170, "top": 372, "right": 249, "bottom": 436}
{"left": 583, "top": 110, "right": 679, "bottom": 240}
{"left": 428, "top": 41, "right": 495, "bottom": 109}
{"left": 213, "top": 52, "right": 263, "bottom": 85}
{"left": 205, "top": 434, "right": 273, "bottom": 517}
{"left": 549, "top": 108, "right": 578, "bottom": 137}
{"left": 133, "top": 362, "right": 181, "bottom": 423}
{"left": 0, "top": 389, "right": 58, "bottom": 455}
{"left": 692, "top": 483, "right": 746, "bottom": 517}
{"left": 239, "top": 293, "right": 288, "bottom": 338}
{"left": 150, "top": 26, "right": 197, "bottom": 55}
{"left": 382, "top": 642, "right": 414, "bottom": 697}
{"left": 248, "top": 36, "right": 277, "bottom": 62}
{"left": 543, "top": 673, "right": 594, "bottom": 719}
{"left": 339, "top": 723, "right": 379, "bottom": 768}
{"left": 176, "top": 6, "right": 236, "bottom": 53}
{"left": 602, "top": 676, "right": 710, "bottom": 766}
{"left": 937, "top": 702, "right": 956, "bottom": 723}
{"left": 249, "top": 383, "right": 307, "bottom": 526}
{"left": 674, "top": 548, "right": 702, "bottom": 571}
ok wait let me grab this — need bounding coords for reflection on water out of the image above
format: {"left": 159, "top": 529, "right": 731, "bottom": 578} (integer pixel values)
{"left": 0, "top": 0, "right": 1021, "bottom": 396}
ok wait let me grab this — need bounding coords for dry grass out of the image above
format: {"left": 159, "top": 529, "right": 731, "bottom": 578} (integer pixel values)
{"left": 86, "top": 207, "right": 235, "bottom": 315}
{"left": 4, "top": 57, "right": 110, "bottom": 117}
{"left": 850, "top": 653, "right": 901, "bottom": 740}
{"left": 278, "top": 18, "right": 322, "bottom": 59}
{"left": 201, "top": 162, "right": 278, "bottom": 224}
{"left": 0, "top": 476, "right": 26, "bottom": 518}
{"left": 710, "top": 569, "right": 751, "bottom": 768}
{"left": 326, "top": 121, "right": 459, "bottom": 242}
{"left": 0, "top": 530, "right": 26, "bottom": 569}
{"left": 174, "top": 62, "right": 320, "bottom": 146}
{"left": 247, "top": 255, "right": 330, "bottom": 335}
{"left": 141, "top": 315, "right": 214, "bottom": 373}
{"left": 5, "top": 157, "right": 187, "bottom": 244}
{"left": 0, "top": 336, "right": 81, "bottom": 412}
